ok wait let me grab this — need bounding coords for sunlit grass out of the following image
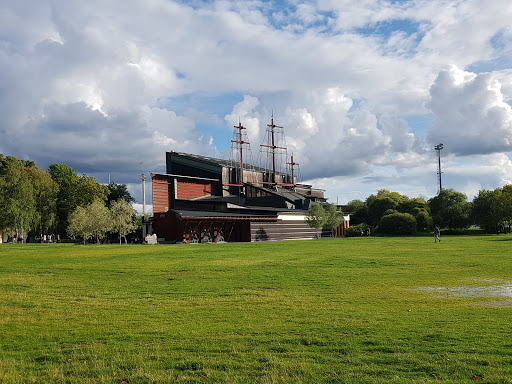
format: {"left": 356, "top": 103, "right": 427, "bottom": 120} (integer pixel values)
{"left": 1, "top": 236, "right": 512, "bottom": 383}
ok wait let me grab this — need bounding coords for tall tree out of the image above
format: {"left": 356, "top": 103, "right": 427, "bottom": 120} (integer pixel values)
{"left": 323, "top": 204, "right": 343, "bottom": 237}
{"left": 88, "top": 200, "right": 111, "bottom": 243}
{"left": 428, "top": 189, "right": 471, "bottom": 231}
{"left": 345, "top": 199, "right": 368, "bottom": 225}
{"left": 107, "top": 182, "right": 135, "bottom": 205}
{"left": 78, "top": 174, "right": 110, "bottom": 207}
{"left": 471, "top": 189, "right": 500, "bottom": 233}
{"left": 67, "top": 200, "right": 110, "bottom": 244}
{"left": 49, "top": 163, "right": 81, "bottom": 236}
{"left": 0, "top": 156, "right": 36, "bottom": 241}
{"left": 67, "top": 206, "right": 93, "bottom": 245}
{"left": 49, "top": 163, "right": 110, "bottom": 237}
{"left": 27, "top": 167, "right": 59, "bottom": 237}
{"left": 110, "top": 199, "right": 137, "bottom": 244}
{"left": 367, "top": 196, "right": 399, "bottom": 226}
{"left": 306, "top": 202, "right": 326, "bottom": 238}
{"left": 500, "top": 185, "right": 512, "bottom": 232}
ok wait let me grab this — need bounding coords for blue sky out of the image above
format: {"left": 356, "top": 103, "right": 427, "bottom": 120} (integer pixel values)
{"left": 1, "top": 0, "right": 512, "bottom": 213}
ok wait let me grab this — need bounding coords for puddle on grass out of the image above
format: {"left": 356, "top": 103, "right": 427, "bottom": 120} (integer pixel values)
{"left": 415, "top": 280, "right": 512, "bottom": 306}
{"left": 419, "top": 284, "right": 512, "bottom": 298}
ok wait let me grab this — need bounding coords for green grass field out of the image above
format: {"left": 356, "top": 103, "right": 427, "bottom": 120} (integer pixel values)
{"left": 1, "top": 236, "right": 512, "bottom": 383}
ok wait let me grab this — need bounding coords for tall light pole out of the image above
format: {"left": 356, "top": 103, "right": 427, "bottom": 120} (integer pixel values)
{"left": 434, "top": 143, "right": 443, "bottom": 193}
{"left": 141, "top": 171, "right": 146, "bottom": 239}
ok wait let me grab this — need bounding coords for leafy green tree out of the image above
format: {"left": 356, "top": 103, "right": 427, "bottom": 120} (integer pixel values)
{"left": 88, "top": 200, "right": 111, "bottom": 243}
{"left": 367, "top": 196, "right": 398, "bottom": 226}
{"left": 78, "top": 174, "right": 110, "bottom": 206}
{"left": 0, "top": 155, "right": 35, "bottom": 174}
{"left": 0, "top": 156, "right": 36, "bottom": 241}
{"left": 67, "top": 200, "right": 110, "bottom": 244}
{"left": 27, "top": 167, "right": 59, "bottom": 237}
{"left": 502, "top": 185, "right": 512, "bottom": 232}
{"left": 107, "top": 182, "right": 135, "bottom": 205}
{"left": 67, "top": 206, "right": 93, "bottom": 244}
{"left": 366, "top": 190, "right": 428, "bottom": 229}
{"left": 324, "top": 204, "right": 343, "bottom": 237}
{"left": 306, "top": 202, "right": 326, "bottom": 238}
{"left": 110, "top": 199, "right": 137, "bottom": 244}
{"left": 471, "top": 189, "right": 502, "bottom": 233}
{"left": 345, "top": 200, "right": 368, "bottom": 225}
{"left": 414, "top": 209, "right": 433, "bottom": 232}
{"left": 49, "top": 163, "right": 110, "bottom": 237}
{"left": 49, "top": 163, "right": 81, "bottom": 236}
{"left": 428, "top": 189, "right": 471, "bottom": 231}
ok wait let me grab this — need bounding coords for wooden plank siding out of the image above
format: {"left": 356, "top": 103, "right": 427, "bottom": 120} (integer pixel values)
{"left": 250, "top": 220, "right": 319, "bottom": 242}
{"left": 176, "top": 180, "right": 214, "bottom": 200}
{"left": 152, "top": 176, "right": 172, "bottom": 213}
{"left": 152, "top": 174, "right": 220, "bottom": 213}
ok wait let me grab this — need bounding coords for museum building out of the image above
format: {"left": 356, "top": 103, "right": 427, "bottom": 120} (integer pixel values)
{"left": 150, "top": 119, "right": 349, "bottom": 243}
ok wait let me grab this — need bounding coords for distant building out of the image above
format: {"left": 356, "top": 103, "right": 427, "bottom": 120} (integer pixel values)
{"left": 149, "top": 120, "right": 349, "bottom": 243}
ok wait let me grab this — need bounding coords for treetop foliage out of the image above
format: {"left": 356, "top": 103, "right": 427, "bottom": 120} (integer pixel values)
{"left": 107, "top": 182, "right": 136, "bottom": 205}
{"left": 428, "top": 188, "right": 471, "bottom": 231}
{"left": 471, "top": 185, "right": 512, "bottom": 233}
{"left": 346, "top": 188, "right": 471, "bottom": 235}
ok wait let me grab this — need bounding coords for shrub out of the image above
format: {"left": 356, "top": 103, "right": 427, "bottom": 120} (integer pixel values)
{"left": 346, "top": 223, "right": 370, "bottom": 237}
{"left": 378, "top": 213, "right": 417, "bottom": 235}
{"left": 415, "top": 210, "right": 433, "bottom": 232}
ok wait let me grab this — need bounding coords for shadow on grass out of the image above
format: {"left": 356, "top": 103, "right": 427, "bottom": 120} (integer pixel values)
{"left": 493, "top": 236, "right": 512, "bottom": 241}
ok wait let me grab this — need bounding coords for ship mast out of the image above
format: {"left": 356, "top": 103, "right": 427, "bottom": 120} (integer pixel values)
{"left": 287, "top": 155, "right": 298, "bottom": 188}
{"left": 226, "top": 120, "right": 250, "bottom": 189}
{"left": 260, "top": 113, "right": 287, "bottom": 186}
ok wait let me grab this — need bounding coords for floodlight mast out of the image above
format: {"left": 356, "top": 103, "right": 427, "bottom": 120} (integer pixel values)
{"left": 434, "top": 143, "right": 443, "bottom": 193}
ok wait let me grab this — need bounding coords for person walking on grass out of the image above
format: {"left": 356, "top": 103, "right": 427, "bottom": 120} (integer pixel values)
{"left": 434, "top": 226, "right": 441, "bottom": 243}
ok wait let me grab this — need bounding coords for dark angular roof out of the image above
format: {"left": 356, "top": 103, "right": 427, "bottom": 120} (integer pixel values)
{"left": 170, "top": 151, "right": 232, "bottom": 168}
{"left": 169, "top": 151, "right": 282, "bottom": 174}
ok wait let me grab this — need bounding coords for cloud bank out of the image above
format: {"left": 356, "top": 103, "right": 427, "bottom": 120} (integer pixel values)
{"left": 1, "top": 0, "right": 512, "bottom": 207}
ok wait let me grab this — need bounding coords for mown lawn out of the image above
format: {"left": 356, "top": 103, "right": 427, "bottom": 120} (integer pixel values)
{"left": 1, "top": 236, "right": 512, "bottom": 383}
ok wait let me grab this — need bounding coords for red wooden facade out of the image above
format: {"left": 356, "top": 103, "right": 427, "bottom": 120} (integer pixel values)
{"left": 152, "top": 174, "right": 171, "bottom": 213}
{"left": 176, "top": 179, "right": 214, "bottom": 200}
{"left": 152, "top": 173, "right": 219, "bottom": 213}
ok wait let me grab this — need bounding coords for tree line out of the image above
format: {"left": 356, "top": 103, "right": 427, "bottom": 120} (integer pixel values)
{"left": 0, "top": 154, "right": 139, "bottom": 243}
{"left": 342, "top": 187, "right": 512, "bottom": 236}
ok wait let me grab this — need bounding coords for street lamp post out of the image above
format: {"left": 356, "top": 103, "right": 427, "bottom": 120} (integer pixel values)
{"left": 141, "top": 171, "right": 146, "bottom": 239}
{"left": 434, "top": 143, "right": 443, "bottom": 193}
